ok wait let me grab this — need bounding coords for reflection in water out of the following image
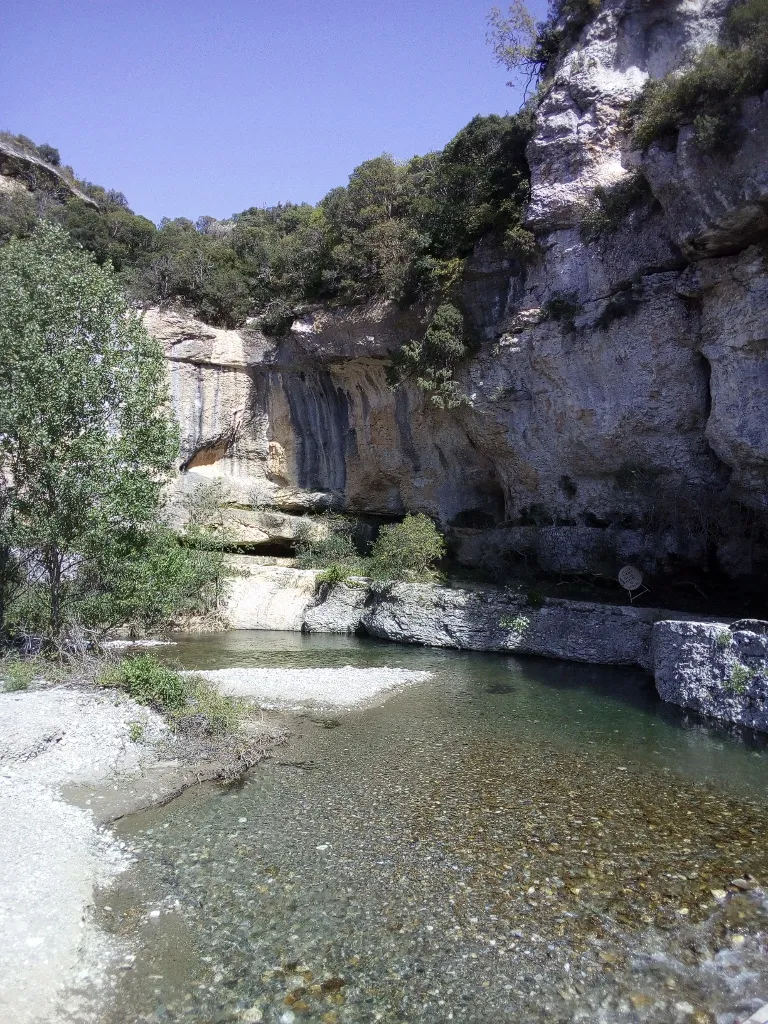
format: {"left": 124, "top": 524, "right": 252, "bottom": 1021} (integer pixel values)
{"left": 100, "top": 632, "right": 768, "bottom": 1023}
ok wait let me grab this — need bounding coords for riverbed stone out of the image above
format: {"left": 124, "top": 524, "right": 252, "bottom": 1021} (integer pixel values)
{"left": 653, "top": 620, "right": 768, "bottom": 731}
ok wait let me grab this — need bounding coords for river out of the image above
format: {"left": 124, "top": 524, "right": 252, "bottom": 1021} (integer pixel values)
{"left": 97, "top": 631, "right": 768, "bottom": 1023}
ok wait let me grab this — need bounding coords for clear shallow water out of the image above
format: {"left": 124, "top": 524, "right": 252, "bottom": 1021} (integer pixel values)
{"left": 100, "top": 632, "right": 768, "bottom": 1023}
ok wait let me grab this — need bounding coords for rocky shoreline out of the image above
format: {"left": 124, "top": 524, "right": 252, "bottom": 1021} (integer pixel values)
{"left": 0, "top": 658, "right": 436, "bottom": 1023}
{"left": 223, "top": 561, "right": 768, "bottom": 734}
{"left": 0, "top": 683, "right": 287, "bottom": 1024}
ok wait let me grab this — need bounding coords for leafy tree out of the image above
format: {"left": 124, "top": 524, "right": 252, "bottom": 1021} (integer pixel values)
{"left": 407, "top": 112, "right": 534, "bottom": 262}
{"left": 0, "top": 113, "right": 534, "bottom": 345}
{"left": 55, "top": 196, "right": 156, "bottom": 272}
{"left": 0, "top": 222, "right": 203, "bottom": 637}
{"left": 35, "top": 144, "right": 60, "bottom": 166}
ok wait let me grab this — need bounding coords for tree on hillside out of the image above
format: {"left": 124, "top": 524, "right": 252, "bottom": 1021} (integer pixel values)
{"left": 0, "top": 222, "right": 223, "bottom": 638}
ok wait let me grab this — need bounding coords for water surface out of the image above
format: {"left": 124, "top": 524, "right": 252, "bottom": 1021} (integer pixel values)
{"left": 101, "top": 632, "right": 768, "bottom": 1023}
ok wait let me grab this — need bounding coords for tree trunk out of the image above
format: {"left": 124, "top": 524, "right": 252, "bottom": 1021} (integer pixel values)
{"left": 46, "top": 547, "right": 64, "bottom": 636}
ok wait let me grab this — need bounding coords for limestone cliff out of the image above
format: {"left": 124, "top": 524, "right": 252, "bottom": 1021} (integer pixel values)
{"left": 154, "top": 0, "right": 768, "bottom": 591}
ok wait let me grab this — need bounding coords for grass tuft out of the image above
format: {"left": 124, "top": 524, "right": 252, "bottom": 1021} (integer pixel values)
{"left": 100, "top": 653, "right": 245, "bottom": 735}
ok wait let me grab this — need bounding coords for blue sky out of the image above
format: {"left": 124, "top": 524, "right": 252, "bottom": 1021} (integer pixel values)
{"left": 2, "top": 0, "right": 548, "bottom": 224}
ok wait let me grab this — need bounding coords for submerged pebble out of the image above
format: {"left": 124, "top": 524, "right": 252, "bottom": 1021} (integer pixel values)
{"left": 99, "top": 633, "right": 768, "bottom": 1023}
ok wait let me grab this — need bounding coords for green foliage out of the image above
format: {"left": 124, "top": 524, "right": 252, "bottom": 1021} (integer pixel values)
{"left": 727, "top": 661, "right": 755, "bottom": 694}
{"left": 504, "top": 223, "right": 539, "bottom": 261}
{"left": 630, "top": 0, "right": 768, "bottom": 150}
{"left": 174, "top": 480, "right": 237, "bottom": 618}
{"left": 541, "top": 292, "right": 582, "bottom": 329}
{"left": 128, "top": 720, "right": 145, "bottom": 742}
{"left": 0, "top": 654, "right": 35, "bottom": 691}
{"left": 488, "top": 0, "right": 601, "bottom": 90}
{"left": 315, "top": 563, "right": 353, "bottom": 587}
{"left": 78, "top": 527, "right": 231, "bottom": 635}
{"left": 389, "top": 303, "right": 471, "bottom": 408}
{"left": 54, "top": 196, "right": 156, "bottom": 274}
{"left": 294, "top": 514, "right": 362, "bottom": 572}
{"left": 1, "top": 133, "right": 62, "bottom": 166}
{"left": 499, "top": 613, "right": 531, "bottom": 636}
{"left": 102, "top": 653, "right": 188, "bottom": 710}
{"left": 580, "top": 172, "right": 653, "bottom": 240}
{"left": 716, "top": 629, "right": 734, "bottom": 648}
{"left": 101, "top": 654, "right": 245, "bottom": 734}
{"left": 0, "top": 187, "right": 40, "bottom": 244}
{"left": 172, "top": 675, "right": 246, "bottom": 736}
{"left": 369, "top": 514, "right": 446, "bottom": 581}
{"left": 0, "top": 113, "right": 533, "bottom": 334}
{"left": 0, "top": 224, "right": 223, "bottom": 638}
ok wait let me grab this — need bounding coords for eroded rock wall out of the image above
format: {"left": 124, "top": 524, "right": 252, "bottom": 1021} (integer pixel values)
{"left": 154, "top": 0, "right": 768, "bottom": 583}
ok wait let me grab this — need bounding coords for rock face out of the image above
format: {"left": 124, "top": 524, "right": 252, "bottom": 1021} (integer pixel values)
{"left": 223, "top": 564, "right": 768, "bottom": 731}
{"left": 653, "top": 620, "right": 768, "bottom": 731}
{"left": 225, "top": 559, "right": 319, "bottom": 630}
{"left": 358, "top": 583, "right": 664, "bottom": 669}
{"left": 223, "top": 563, "right": 688, "bottom": 671}
{"left": 154, "top": 0, "right": 768, "bottom": 582}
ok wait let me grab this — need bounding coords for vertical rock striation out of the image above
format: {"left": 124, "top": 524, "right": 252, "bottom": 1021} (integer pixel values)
{"left": 153, "top": 0, "right": 768, "bottom": 583}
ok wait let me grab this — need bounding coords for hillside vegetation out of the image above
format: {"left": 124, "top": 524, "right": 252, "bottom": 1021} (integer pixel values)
{"left": 631, "top": 0, "right": 768, "bottom": 151}
{"left": 0, "top": 113, "right": 533, "bottom": 335}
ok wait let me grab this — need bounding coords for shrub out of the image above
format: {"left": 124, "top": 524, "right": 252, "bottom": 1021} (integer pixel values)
{"left": 693, "top": 112, "right": 732, "bottom": 153}
{"left": 727, "top": 662, "right": 755, "bottom": 694}
{"left": 100, "top": 653, "right": 187, "bottom": 711}
{"left": 369, "top": 514, "right": 446, "bottom": 581}
{"left": 630, "top": 0, "right": 768, "bottom": 150}
{"left": 1, "top": 655, "right": 35, "bottom": 692}
{"left": 500, "top": 613, "right": 531, "bottom": 636}
{"left": 316, "top": 563, "right": 353, "bottom": 587}
{"left": 580, "top": 172, "right": 653, "bottom": 240}
{"left": 541, "top": 292, "right": 582, "bottom": 329}
{"left": 172, "top": 676, "right": 245, "bottom": 736}
{"left": 35, "top": 144, "right": 60, "bottom": 166}
{"left": 128, "top": 721, "right": 145, "bottom": 742}
{"left": 101, "top": 653, "right": 245, "bottom": 734}
{"left": 389, "top": 302, "right": 471, "bottom": 409}
{"left": 504, "top": 223, "right": 539, "bottom": 261}
{"left": 294, "top": 514, "right": 361, "bottom": 571}
{"left": 715, "top": 629, "right": 733, "bottom": 648}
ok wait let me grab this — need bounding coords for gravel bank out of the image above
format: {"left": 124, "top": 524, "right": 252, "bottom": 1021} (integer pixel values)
{"left": 0, "top": 688, "right": 169, "bottom": 1024}
{"left": 0, "top": 665, "right": 427, "bottom": 1021}
{"left": 195, "top": 665, "right": 431, "bottom": 711}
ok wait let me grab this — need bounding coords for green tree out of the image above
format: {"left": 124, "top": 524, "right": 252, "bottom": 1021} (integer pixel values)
{"left": 0, "top": 222, "right": 179, "bottom": 636}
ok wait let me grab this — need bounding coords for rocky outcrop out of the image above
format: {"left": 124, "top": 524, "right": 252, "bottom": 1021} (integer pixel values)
{"left": 0, "top": 140, "right": 99, "bottom": 208}
{"left": 653, "top": 619, "right": 768, "bottom": 731}
{"left": 357, "top": 582, "right": 665, "bottom": 669}
{"left": 223, "top": 563, "right": 692, "bottom": 670}
{"left": 154, "top": 0, "right": 768, "bottom": 585}
{"left": 225, "top": 559, "right": 318, "bottom": 629}
{"left": 221, "top": 564, "right": 768, "bottom": 730}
